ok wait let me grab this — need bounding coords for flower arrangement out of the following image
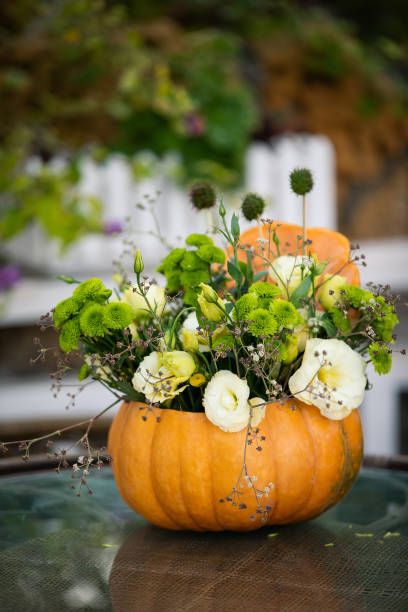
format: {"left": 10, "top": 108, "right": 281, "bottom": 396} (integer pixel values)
{"left": 2, "top": 168, "right": 404, "bottom": 530}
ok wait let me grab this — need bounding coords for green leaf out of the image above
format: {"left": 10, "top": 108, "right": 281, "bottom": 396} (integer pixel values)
{"left": 254, "top": 269, "right": 269, "bottom": 281}
{"left": 290, "top": 276, "right": 313, "bottom": 308}
{"left": 227, "top": 261, "right": 243, "bottom": 285}
{"left": 318, "top": 314, "right": 337, "bottom": 338}
{"left": 314, "top": 262, "right": 328, "bottom": 276}
{"left": 245, "top": 250, "right": 254, "bottom": 285}
{"left": 56, "top": 275, "right": 81, "bottom": 284}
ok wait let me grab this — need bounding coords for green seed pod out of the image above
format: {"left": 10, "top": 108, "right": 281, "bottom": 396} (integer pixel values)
{"left": 241, "top": 193, "right": 265, "bottom": 221}
{"left": 189, "top": 181, "right": 216, "bottom": 210}
{"left": 289, "top": 168, "right": 314, "bottom": 195}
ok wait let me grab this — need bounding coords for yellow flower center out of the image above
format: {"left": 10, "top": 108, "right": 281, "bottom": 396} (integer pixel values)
{"left": 318, "top": 365, "right": 341, "bottom": 389}
{"left": 221, "top": 389, "right": 238, "bottom": 412}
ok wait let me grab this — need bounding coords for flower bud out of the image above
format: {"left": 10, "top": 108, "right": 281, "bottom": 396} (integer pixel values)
{"left": 133, "top": 250, "right": 144, "bottom": 275}
{"left": 319, "top": 274, "right": 346, "bottom": 310}
{"left": 219, "top": 201, "right": 226, "bottom": 217}
{"left": 161, "top": 351, "right": 196, "bottom": 380}
{"left": 197, "top": 283, "right": 226, "bottom": 322}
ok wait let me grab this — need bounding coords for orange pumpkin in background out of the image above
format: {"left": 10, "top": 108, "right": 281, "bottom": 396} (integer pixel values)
{"left": 234, "top": 222, "right": 360, "bottom": 287}
{"left": 107, "top": 225, "right": 363, "bottom": 531}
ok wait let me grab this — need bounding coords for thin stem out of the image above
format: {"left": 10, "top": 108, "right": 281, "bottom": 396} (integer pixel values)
{"left": 302, "top": 194, "right": 307, "bottom": 256}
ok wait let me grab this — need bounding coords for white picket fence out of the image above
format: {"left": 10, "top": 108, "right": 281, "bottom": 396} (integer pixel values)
{"left": 2, "top": 135, "right": 336, "bottom": 275}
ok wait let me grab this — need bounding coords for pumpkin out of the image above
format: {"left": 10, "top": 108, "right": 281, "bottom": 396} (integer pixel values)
{"left": 234, "top": 222, "right": 360, "bottom": 287}
{"left": 107, "top": 224, "right": 363, "bottom": 531}
{"left": 108, "top": 399, "right": 363, "bottom": 531}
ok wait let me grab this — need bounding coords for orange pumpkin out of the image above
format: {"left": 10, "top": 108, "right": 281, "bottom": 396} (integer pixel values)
{"left": 107, "top": 224, "right": 363, "bottom": 531}
{"left": 233, "top": 222, "right": 360, "bottom": 287}
{"left": 108, "top": 399, "right": 363, "bottom": 531}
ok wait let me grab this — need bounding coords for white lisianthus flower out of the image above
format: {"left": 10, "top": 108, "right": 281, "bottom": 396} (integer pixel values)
{"left": 269, "top": 255, "right": 314, "bottom": 296}
{"left": 123, "top": 284, "right": 166, "bottom": 321}
{"left": 133, "top": 351, "right": 192, "bottom": 404}
{"left": 288, "top": 338, "right": 367, "bottom": 420}
{"left": 249, "top": 397, "right": 266, "bottom": 428}
{"left": 203, "top": 371, "right": 250, "bottom": 432}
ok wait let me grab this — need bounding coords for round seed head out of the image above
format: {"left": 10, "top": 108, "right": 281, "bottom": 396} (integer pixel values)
{"left": 290, "top": 168, "right": 314, "bottom": 195}
{"left": 189, "top": 181, "right": 216, "bottom": 210}
{"left": 242, "top": 193, "right": 265, "bottom": 221}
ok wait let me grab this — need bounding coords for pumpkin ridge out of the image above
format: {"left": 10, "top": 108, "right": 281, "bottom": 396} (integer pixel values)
{"left": 205, "top": 420, "right": 225, "bottom": 531}
{"left": 325, "top": 421, "right": 354, "bottom": 511}
{"left": 113, "top": 403, "right": 135, "bottom": 511}
{"left": 321, "top": 421, "right": 350, "bottom": 514}
{"left": 281, "top": 402, "right": 318, "bottom": 523}
{"left": 264, "top": 406, "right": 279, "bottom": 524}
{"left": 149, "top": 412, "right": 186, "bottom": 530}
{"left": 177, "top": 414, "right": 204, "bottom": 531}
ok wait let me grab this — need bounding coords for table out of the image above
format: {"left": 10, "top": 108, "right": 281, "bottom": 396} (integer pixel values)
{"left": 1, "top": 467, "right": 407, "bottom": 611}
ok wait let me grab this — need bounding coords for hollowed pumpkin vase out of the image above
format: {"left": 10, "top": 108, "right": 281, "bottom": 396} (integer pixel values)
{"left": 108, "top": 222, "right": 363, "bottom": 531}
{"left": 108, "top": 400, "right": 363, "bottom": 531}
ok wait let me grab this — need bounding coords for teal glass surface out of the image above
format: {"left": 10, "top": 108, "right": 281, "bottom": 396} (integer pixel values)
{"left": 0, "top": 467, "right": 407, "bottom": 611}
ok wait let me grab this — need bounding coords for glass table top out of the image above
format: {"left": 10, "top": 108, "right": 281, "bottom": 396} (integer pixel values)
{"left": 0, "top": 467, "right": 407, "bottom": 611}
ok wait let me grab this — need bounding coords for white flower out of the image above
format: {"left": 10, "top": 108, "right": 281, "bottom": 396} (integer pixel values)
{"left": 132, "top": 351, "right": 190, "bottom": 404}
{"left": 203, "top": 371, "right": 250, "bottom": 432}
{"left": 123, "top": 284, "right": 166, "bottom": 321}
{"left": 288, "top": 338, "right": 367, "bottom": 420}
{"left": 269, "top": 255, "right": 314, "bottom": 296}
{"left": 249, "top": 397, "right": 266, "bottom": 428}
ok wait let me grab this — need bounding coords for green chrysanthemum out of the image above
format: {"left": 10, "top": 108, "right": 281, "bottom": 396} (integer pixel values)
{"left": 165, "top": 270, "right": 182, "bottom": 293}
{"left": 180, "top": 269, "right": 210, "bottom": 287}
{"left": 183, "top": 288, "right": 199, "bottom": 306}
{"left": 328, "top": 307, "right": 351, "bottom": 335}
{"left": 248, "top": 308, "right": 278, "bottom": 337}
{"left": 241, "top": 193, "right": 265, "bottom": 221}
{"left": 290, "top": 168, "right": 314, "bottom": 195}
{"left": 372, "top": 296, "right": 399, "bottom": 343}
{"left": 249, "top": 282, "right": 281, "bottom": 299}
{"left": 59, "top": 317, "right": 81, "bottom": 353}
{"left": 104, "top": 302, "right": 136, "bottom": 330}
{"left": 157, "top": 248, "right": 186, "bottom": 274}
{"left": 343, "top": 285, "right": 374, "bottom": 309}
{"left": 73, "top": 278, "right": 112, "bottom": 305}
{"left": 79, "top": 303, "right": 106, "bottom": 337}
{"left": 234, "top": 293, "right": 258, "bottom": 320}
{"left": 196, "top": 244, "right": 226, "bottom": 265}
{"left": 185, "top": 234, "right": 213, "bottom": 248}
{"left": 53, "top": 296, "right": 81, "bottom": 328}
{"left": 269, "top": 299, "right": 302, "bottom": 329}
{"left": 181, "top": 251, "right": 207, "bottom": 272}
{"left": 368, "top": 342, "right": 392, "bottom": 375}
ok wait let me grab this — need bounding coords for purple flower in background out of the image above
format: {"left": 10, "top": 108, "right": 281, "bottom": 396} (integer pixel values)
{"left": 104, "top": 220, "right": 123, "bottom": 235}
{"left": 0, "top": 264, "right": 21, "bottom": 292}
{"left": 184, "top": 112, "right": 205, "bottom": 137}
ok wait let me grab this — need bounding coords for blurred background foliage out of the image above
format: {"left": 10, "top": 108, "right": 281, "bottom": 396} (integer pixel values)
{"left": 0, "top": 0, "right": 407, "bottom": 245}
